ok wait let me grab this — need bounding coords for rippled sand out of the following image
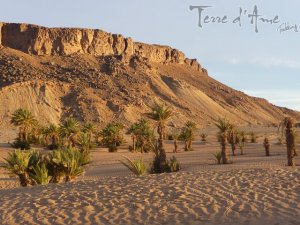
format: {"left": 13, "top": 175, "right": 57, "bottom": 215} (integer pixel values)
{"left": 0, "top": 168, "right": 299, "bottom": 225}
{"left": 1, "top": 130, "right": 300, "bottom": 225}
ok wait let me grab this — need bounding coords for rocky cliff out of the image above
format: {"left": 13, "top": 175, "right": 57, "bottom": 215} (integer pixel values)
{"left": 0, "top": 22, "right": 201, "bottom": 71}
{"left": 0, "top": 22, "right": 299, "bottom": 142}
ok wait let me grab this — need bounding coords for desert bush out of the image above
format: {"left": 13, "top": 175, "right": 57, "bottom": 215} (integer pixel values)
{"left": 277, "top": 137, "right": 283, "bottom": 145}
{"left": 121, "top": 157, "right": 148, "bottom": 176}
{"left": 77, "top": 133, "right": 95, "bottom": 152}
{"left": 200, "top": 133, "right": 208, "bottom": 142}
{"left": 166, "top": 156, "right": 180, "bottom": 172}
{"left": 212, "top": 151, "right": 222, "bottom": 164}
{"left": 31, "top": 163, "right": 52, "bottom": 185}
{"left": 2, "top": 150, "right": 33, "bottom": 186}
{"left": 50, "top": 147, "right": 89, "bottom": 182}
{"left": 10, "top": 138, "right": 31, "bottom": 150}
{"left": 2, "top": 147, "right": 90, "bottom": 186}
{"left": 250, "top": 132, "right": 257, "bottom": 143}
{"left": 100, "top": 122, "right": 124, "bottom": 152}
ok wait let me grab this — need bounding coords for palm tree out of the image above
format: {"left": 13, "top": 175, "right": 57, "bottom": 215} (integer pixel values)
{"left": 10, "top": 108, "right": 37, "bottom": 142}
{"left": 60, "top": 117, "right": 81, "bottom": 147}
{"left": 100, "top": 122, "right": 124, "bottom": 152}
{"left": 127, "top": 123, "right": 138, "bottom": 152}
{"left": 77, "top": 133, "right": 94, "bottom": 152}
{"left": 250, "top": 132, "right": 257, "bottom": 143}
{"left": 82, "top": 122, "right": 96, "bottom": 143}
{"left": 215, "top": 118, "right": 232, "bottom": 164}
{"left": 186, "top": 121, "right": 196, "bottom": 150}
{"left": 172, "top": 130, "right": 180, "bottom": 153}
{"left": 279, "top": 117, "right": 297, "bottom": 166}
{"left": 43, "top": 124, "right": 60, "bottom": 149}
{"left": 180, "top": 121, "right": 196, "bottom": 151}
{"left": 134, "top": 119, "right": 152, "bottom": 153}
{"left": 146, "top": 102, "right": 173, "bottom": 172}
{"left": 263, "top": 137, "right": 270, "bottom": 156}
{"left": 228, "top": 125, "right": 236, "bottom": 156}
{"left": 238, "top": 131, "right": 247, "bottom": 155}
{"left": 2, "top": 150, "right": 32, "bottom": 186}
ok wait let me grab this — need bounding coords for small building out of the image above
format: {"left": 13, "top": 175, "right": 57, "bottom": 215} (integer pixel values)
{"left": 296, "top": 122, "right": 300, "bottom": 128}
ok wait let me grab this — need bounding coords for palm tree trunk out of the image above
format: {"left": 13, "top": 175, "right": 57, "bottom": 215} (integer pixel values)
{"left": 188, "top": 139, "right": 192, "bottom": 151}
{"left": 65, "top": 175, "right": 71, "bottom": 182}
{"left": 141, "top": 138, "right": 145, "bottom": 153}
{"left": 157, "top": 124, "right": 167, "bottom": 171}
{"left": 231, "top": 143, "right": 236, "bottom": 156}
{"left": 265, "top": 147, "right": 270, "bottom": 156}
{"left": 184, "top": 140, "right": 188, "bottom": 151}
{"left": 132, "top": 135, "right": 136, "bottom": 152}
{"left": 19, "top": 173, "right": 30, "bottom": 187}
{"left": 286, "top": 127, "right": 295, "bottom": 166}
{"left": 221, "top": 134, "right": 229, "bottom": 164}
{"left": 173, "top": 139, "right": 178, "bottom": 153}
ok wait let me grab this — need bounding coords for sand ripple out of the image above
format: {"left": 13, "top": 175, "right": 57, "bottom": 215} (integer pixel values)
{"left": 0, "top": 168, "right": 299, "bottom": 225}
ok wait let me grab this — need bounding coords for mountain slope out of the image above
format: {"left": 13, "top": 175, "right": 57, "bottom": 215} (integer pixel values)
{"left": 0, "top": 22, "right": 298, "bottom": 138}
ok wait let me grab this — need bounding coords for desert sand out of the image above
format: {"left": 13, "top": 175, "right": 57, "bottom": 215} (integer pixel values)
{"left": 0, "top": 127, "right": 299, "bottom": 225}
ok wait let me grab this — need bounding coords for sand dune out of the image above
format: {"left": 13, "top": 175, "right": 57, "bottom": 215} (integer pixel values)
{"left": 0, "top": 168, "right": 299, "bottom": 225}
{"left": 1, "top": 131, "right": 300, "bottom": 225}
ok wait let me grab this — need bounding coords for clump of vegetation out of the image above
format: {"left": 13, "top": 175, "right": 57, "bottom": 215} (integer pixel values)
{"left": 60, "top": 117, "right": 81, "bottom": 148}
{"left": 42, "top": 124, "right": 61, "bottom": 150}
{"left": 121, "top": 157, "right": 148, "bottom": 176}
{"left": 127, "top": 119, "right": 152, "bottom": 153}
{"left": 250, "top": 132, "right": 257, "bottom": 143}
{"left": 237, "top": 131, "right": 247, "bottom": 155}
{"left": 200, "top": 133, "right": 208, "bottom": 142}
{"left": 180, "top": 121, "right": 196, "bottom": 151}
{"left": 277, "top": 137, "right": 284, "bottom": 145}
{"left": 228, "top": 125, "right": 236, "bottom": 156}
{"left": 10, "top": 108, "right": 38, "bottom": 150}
{"left": 279, "top": 117, "right": 297, "bottom": 166}
{"left": 212, "top": 151, "right": 222, "bottom": 164}
{"left": 146, "top": 102, "right": 173, "bottom": 173}
{"left": 100, "top": 122, "right": 124, "bottom": 152}
{"left": 215, "top": 118, "right": 232, "bottom": 164}
{"left": 77, "top": 133, "right": 95, "bottom": 152}
{"left": 1, "top": 148, "right": 89, "bottom": 186}
{"left": 263, "top": 137, "right": 271, "bottom": 156}
{"left": 172, "top": 131, "right": 180, "bottom": 153}
{"left": 166, "top": 156, "right": 180, "bottom": 172}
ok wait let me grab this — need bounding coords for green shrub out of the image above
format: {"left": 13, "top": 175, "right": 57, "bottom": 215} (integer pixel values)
{"left": 166, "top": 156, "right": 180, "bottom": 172}
{"left": 31, "top": 163, "right": 52, "bottom": 185}
{"left": 10, "top": 138, "right": 31, "bottom": 150}
{"left": 50, "top": 148, "right": 89, "bottom": 182}
{"left": 121, "top": 157, "right": 148, "bottom": 176}
{"left": 212, "top": 151, "right": 222, "bottom": 164}
{"left": 2, "top": 147, "right": 90, "bottom": 186}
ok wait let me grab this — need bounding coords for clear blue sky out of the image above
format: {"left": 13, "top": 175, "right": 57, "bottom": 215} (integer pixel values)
{"left": 1, "top": 0, "right": 299, "bottom": 110}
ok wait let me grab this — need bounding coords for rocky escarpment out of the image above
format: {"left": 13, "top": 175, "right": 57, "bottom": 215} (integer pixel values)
{"left": 0, "top": 22, "right": 202, "bottom": 71}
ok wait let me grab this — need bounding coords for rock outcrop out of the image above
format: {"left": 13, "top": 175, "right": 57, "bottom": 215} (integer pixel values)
{"left": 0, "top": 22, "right": 201, "bottom": 71}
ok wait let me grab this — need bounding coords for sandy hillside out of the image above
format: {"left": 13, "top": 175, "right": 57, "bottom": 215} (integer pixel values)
{"left": 0, "top": 22, "right": 299, "bottom": 137}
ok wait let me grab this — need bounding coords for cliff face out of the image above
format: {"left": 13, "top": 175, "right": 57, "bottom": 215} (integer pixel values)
{"left": 0, "top": 22, "right": 201, "bottom": 71}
